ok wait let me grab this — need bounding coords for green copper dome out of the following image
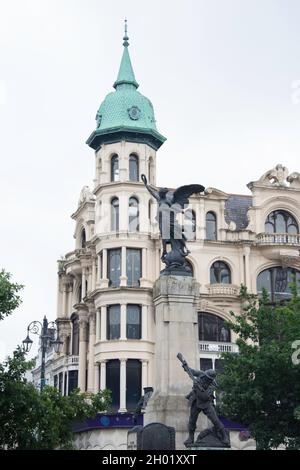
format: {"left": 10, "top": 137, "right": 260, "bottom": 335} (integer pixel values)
{"left": 86, "top": 25, "right": 166, "bottom": 151}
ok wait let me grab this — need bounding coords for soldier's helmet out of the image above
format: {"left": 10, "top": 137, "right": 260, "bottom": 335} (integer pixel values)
{"left": 204, "top": 369, "right": 217, "bottom": 382}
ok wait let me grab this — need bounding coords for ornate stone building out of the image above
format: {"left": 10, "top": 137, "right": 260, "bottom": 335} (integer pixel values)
{"left": 42, "top": 28, "right": 300, "bottom": 449}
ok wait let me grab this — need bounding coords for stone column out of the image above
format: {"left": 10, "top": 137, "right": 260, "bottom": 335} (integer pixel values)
{"left": 61, "top": 283, "right": 67, "bottom": 317}
{"left": 243, "top": 245, "right": 251, "bottom": 290}
{"left": 97, "top": 254, "right": 101, "bottom": 287}
{"left": 141, "top": 305, "right": 148, "bottom": 340}
{"left": 91, "top": 258, "right": 97, "bottom": 291}
{"left": 198, "top": 198, "right": 205, "bottom": 240}
{"left": 95, "top": 308, "right": 101, "bottom": 342}
{"left": 142, "top": 360, "right": 148, "bottom": 390}
{"left": 94, "top": 362, "right": 100, "bottom": 393}
{"left": 120, "top": 304, "right": 127, "bottom": 340}
{"left": 100, "top": 306, "right": 107, "bottom": 341}
{"left": 100, "top": 249, "right": 109, "bottom": 288}
{"left": 100, "top": 360, "right": 107, "bottom": 390}
{"left": 87, "top": 311, "right": 96, "bottom": 392}
{"left": 78, "top": 316, "right": 88, "bottom": 391}
{"left": 120, "top": 246, "right": 127, "bottom": 286}
{"left": 82, "top": 268, "right": 86, "bottom": 298}
{"left": 140, "top": 248, "right": 152, "bottom": 288}
{"left": 144, "top": 275, "right": 200, "bottom": 450}
{"left": 119, "top": 358, "right": 127, "bottom": 412}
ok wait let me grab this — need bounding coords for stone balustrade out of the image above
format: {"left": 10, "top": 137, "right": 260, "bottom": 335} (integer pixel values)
{"left": 256, "top": 232, "right": 300, "bottom": 245}
{"left": 199, "top": 341, "right": 239, "bottom": 354}
{"left": 206, "top": 283, "right": 240, "bottom": 296}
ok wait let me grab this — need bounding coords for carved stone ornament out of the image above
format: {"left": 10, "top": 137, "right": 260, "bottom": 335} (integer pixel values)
{"left": 78, "top": 186, "right": 95, "bottom": 207}
{"left": 287, "top": 172, "right": 300, "bottom": 188}
{"left": 254, "top": 164, "right": 300, "bottom": 189}
{"left": 259, "top": 164, "right": 289, "bottom": 186}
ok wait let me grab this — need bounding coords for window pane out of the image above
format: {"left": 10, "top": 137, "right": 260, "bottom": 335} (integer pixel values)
{"left": 129, "top": 155, "right": 139, "bottom": 181}
{"left": 265, "top": 210, "right": 299, "bottom": 234}
{"left": 111, "top": 198, "right": 119, "bottom": 231}
{"left": 200, "top": 358, "right": 213, "bottom": 371}
{"left": 68, "top": 370, "right": 78, "bottom": 395}
{"left": 81, "top": 229, "right": 86, "bottom": 248}
{"left": 107, "top": 305, "right": 120, "bottom": 340}
{"left": 126, "top": 359, "right": 141, "bottom": 411}
{"left": 184, "top": 209, "right": 196, "bottom": 241}
{"left": 126, "top": 305, "right": 141, "bottom": 339}
{"left": 126, "top": 249, "right": 141, "bottom": 287}
{"left": 257, "top": 266, "right": 300, "bottom": 302}
{"left": 111, "top": 156, "right": 119, "bottom": 182}
{"left": 108, "top": 249, "right": 121, "bottom": 287}
{"left": 210, "top": 261, "right": 231, "bottom": 284}
{"left": 129, "top": 197, "right": 139, "bottom": 232}
{"left": 106, "top": 360, "right": 120, "bottom": 411}
{"left": 206, "top": 212, "right": 217, "bottom": 240}
{"left": 198, "top": 312, "right": 231, "bottom": 342}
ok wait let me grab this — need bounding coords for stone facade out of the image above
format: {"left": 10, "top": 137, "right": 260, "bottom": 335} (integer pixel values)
{"left": 32, "top": 29, "right": 300, "bottom": 449}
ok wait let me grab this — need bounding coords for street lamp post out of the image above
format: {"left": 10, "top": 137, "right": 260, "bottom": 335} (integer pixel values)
{"left": 22, "top": 315, "right": 63, "bottom": 392}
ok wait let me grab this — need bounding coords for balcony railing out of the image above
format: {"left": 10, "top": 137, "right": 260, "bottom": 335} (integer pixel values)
{"left": 206, "top": 284, "right": 240, "bottom": 296}
{"left": 256, "top": 232, "right": 300, "bottom": 245}
{"left": 199, "top": 341, "right": 239, "bottom": 354}
{"left": 67, "top": 355, "right": 79, "bottom": 366}
{"left": 52, "top": 355, "right": 79, "bottom": 371}
{"left": 64, "top": 248, "right": 88, "bottom": 264}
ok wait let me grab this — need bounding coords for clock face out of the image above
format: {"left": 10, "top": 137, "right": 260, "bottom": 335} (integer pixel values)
{"left": 128, "top": 106, "right": 141, "bottom": 120}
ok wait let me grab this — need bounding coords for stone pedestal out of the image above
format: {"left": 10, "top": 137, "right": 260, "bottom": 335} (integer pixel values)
{"left": 144, "top": 275, "right": 201, "bottom": 450}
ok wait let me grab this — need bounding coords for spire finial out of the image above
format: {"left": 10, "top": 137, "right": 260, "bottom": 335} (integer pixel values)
{"left": 123, "top": 18, "right": 129, "bottom": 47}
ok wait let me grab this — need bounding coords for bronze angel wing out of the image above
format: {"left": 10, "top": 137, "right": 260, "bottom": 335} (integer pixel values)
{"left": 172, "top": 184, "right": 205, "bottom": 208}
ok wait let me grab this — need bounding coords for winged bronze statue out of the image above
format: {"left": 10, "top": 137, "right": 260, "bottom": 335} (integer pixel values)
{"left": 141, "top": 174, "right": 205, "bottom": 275}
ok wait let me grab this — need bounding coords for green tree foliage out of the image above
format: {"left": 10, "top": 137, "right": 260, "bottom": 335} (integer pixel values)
{"left": 0, "top": 348, "right": 111, "bottom": 449}
{"left": 218, "top": 285, "right": 300, "bottom": 449}
{"left": 0, "top": 270, "right": 23, "bottom": 321}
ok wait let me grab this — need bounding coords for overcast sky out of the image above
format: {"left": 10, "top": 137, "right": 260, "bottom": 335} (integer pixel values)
{"left": 1, "top": 0, "right": 300, "bottom": 360}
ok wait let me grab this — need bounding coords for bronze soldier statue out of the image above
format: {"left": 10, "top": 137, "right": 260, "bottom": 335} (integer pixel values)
{"left": 141, "top": 174, "right": 204, "bottom": 275}
{"left": 177, "top": 353, "right": 230, "bottom": 447}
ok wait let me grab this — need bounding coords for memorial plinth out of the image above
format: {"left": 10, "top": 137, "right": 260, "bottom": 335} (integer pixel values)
{"left": 144, "top": 275, "right": 201, "bottom": 450}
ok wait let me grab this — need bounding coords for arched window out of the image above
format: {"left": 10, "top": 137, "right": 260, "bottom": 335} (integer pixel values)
{"left": 206, "top": 212, "right": 217, "bottom": 241}
{"left": 148, "top": 157, "right": 154, "bottom": 184}
{"left": 80, "top": 228, "right": 86, "bottom": 248}
{"left": 198, "top": 312, "right": 231, "bottom": 343}
{"left": 257, "top": 266, "right": 300, "bottom": 303}
{"left": 265, "top": 210, "right": 298, "bottom": 234}
{"left": 210, "top": 261, "right": 231, "bottom": 284}
{"left": 111, "top": 155, "right": 119, "bottom": 182}
{"left": 111, "top": 197, "right": 119, "bottom": 232}
{"left": 185, "top": 259, "right": 194, "bottom": 276}
{"left": 129, "top": 197, "right": 139, "bottom": 232}
{"left": 71, "top": 314, "right": 79, "bottom": 356}
{"left": 129, "top": 154, "right": 139, "bottom": 182}
{"left": 184, "top": 209, "right": 196, "bottom": 241}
